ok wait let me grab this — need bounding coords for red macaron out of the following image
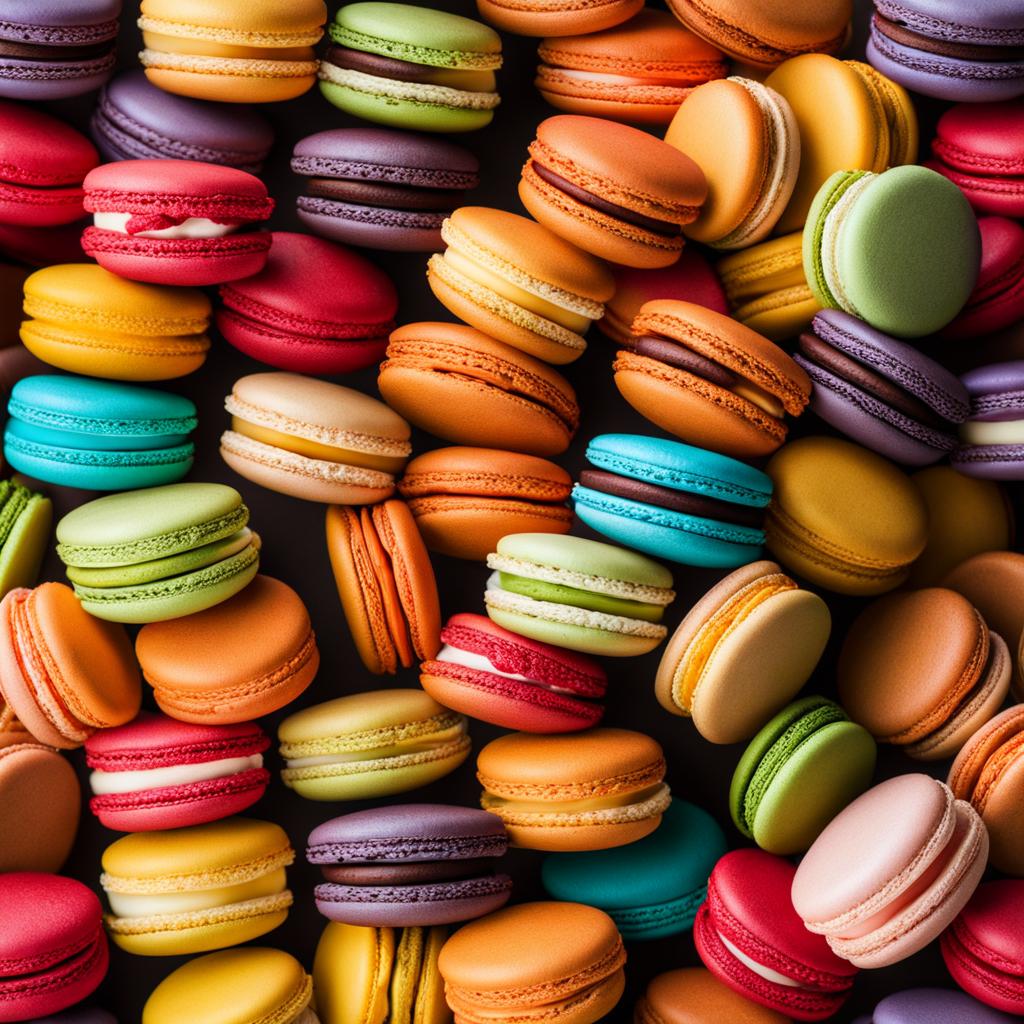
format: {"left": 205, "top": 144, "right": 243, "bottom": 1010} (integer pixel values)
{"left": 694, "top": 848, "right": 858, "bottom": 1022}
{"left": 81, "top": 159, "right": 274, "bottom": 286}
{"left": 419, "top": 612, "right": 607, "bottom": 732}
{"left": 217, "top": 231, "right": 399, "bottom": 374}
{"left": 84, "top": 712, "right": 271, "bottom": 832}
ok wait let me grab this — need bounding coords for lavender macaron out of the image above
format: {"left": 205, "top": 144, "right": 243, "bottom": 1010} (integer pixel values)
{"left": 866, "top": 987, "right": 1016, "bottom": 1022}
{"left": 307, "top": 803, "right": 513, "bottom": 927}
{"left": 795, "top": 310, "right": 970, "bottom": 466}
{"left": 91, "top": 70, "right": 274, "bottom": 172}
{"left": 291, "top": 128, "right": 480, "bottom": 252}
{"left": 955, "top": 361, "right": 1024, "bottom": 479}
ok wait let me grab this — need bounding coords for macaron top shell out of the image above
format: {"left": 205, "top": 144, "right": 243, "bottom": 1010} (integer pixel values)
{"left": 932, "top": 100, "right": 1024, "bottom": 176}
{"left": 639, "top": 968, "right": 794, "bottom": 1024}
{"left": 0, "top": 871, "right": 102, "bottom": 965}
{"left": 141, "top": 0, "right": 327, "bottom": 41}
{"left": 3, "top": 0, "right": 121, "bottom": 29}
{"left": 871, "top": 988, "right": 1017, "bottom": 1024}
{"left": 0, "top": 99, "right": 99, "bottom": 187}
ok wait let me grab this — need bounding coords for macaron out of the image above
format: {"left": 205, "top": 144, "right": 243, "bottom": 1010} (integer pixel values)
{"left": 420, "top": 612, "right": 607, "bottom": 732}
{"left": 427, "top": 206, "right": 615, "bottom": 364}
{"left": 636, "top": 968, "right": 794, "bottom": 1024}
{"left": 92, "top": 70, "right": 274, "bottom": 170}
{"left": 216, "top": 232, "right": 398, "bottom": 374}
{"left": 476, "top": 728, "right": 670, "bottom": 851}
{"left": 319, "top": 2, "right": 502, "bottom": 131}
{"left": 865, "top": 989, "right": 1017, "bottom": 1024}
{"left": 21, "top": 264, "right": 211, "bottom": 381}
{"left": 0, "top": 742, "right": 80, "bottom": 873}
{"left": 0, "top": 582, "right": 140, "bottom": 750}
{"left": 439, "top": 902, "right": 625, "bottom": 1024}
{"left": 0, "top": 478, "right": 51, "bottom": 600}
{"left": 326, "top": 499, "right": 441, "bottom": 674}
{"left": 0, "top": 100, "right": 98, "bottom": 225}
{"left": 803, "top": 165, "right": 981, "bottom": 338}
{"left": 0, "top": 0, "right": 119, "bottom": 99}
{"left": 695, "top": 849, "right": 858, "bottom": 1022}
{"left": 135, "top": 575, "right": 318, "bottom": 724}
{"left": 56, "top": 481, "right": 260, "bottom": 623}
{"left": 535, "top": 10, "right": 727, "bottom": 125}
{"left": 655, "top": 561, "right": 831, "bottom": 745}
{"left": 955, "top": 361, "right": 1024, "bottom": 479}
{"left": 613, "top": 299, "right": 811, "bottom": 459}
{"left": 85, "top": 712, "right": 271, "bottom": 832}
{"left": 479, "top": 0, "right": 640, "bottom": 35}
{"left": 792, "top": 774, "right": 988, "bottom": 968}
{"left": 139, "top": 0, "right": 326, "bottom": 103}
{"left": 484, "top": 532, "right": 675, "bottom": 657}
{"left": 379, "top": 323, "right": 580, "bottom": 456}
{"left": 541, "top": 799, "right": 727, "bottom": 940}
{"left": 795, "top": 309, "right": 971, "bottom": 465}
{"left": 81, "top": 160, "right": 274, "bottom": 286}
{"left": 397, "top": 446, "right": 573, "bottom": 560}
{"left": 279, "top": 690, "right": 471, "bottom": 802}
{"left": 665, "top": 78, "right": 800, "bottom": 249}
{"left": 221, "top": 372, "right": 411, "bottom": 503}
{"left": 519, "top": 114, "right": 707, "bottom": 268}
{"left": 292, "top": 127, "right": 479, "bottom": 251}
{"left": 143, "top": 948, "right": 313, "bottom": 1024}
{"left": 867, "top": 0, "right": 1024, "bottom": 103}
{"left": 307, "top": 804, "right": 512, "bottom": 926}
{"left": 765, "top": 436, "right": 928, "bottom": 595}
{"left": 4, "top": 375, "right": 197, "bottom": 491}
{"left": 942, "top": 881, "right": 1024, "bottom": 1015}
{"left": 0, "top": 874, "right": 108, "bottom": 1022}
{"left": 101, "top": 817, "right": 294, "bottom": 955}
{"left": 572, "top": 433, "right": 773, "bottom": 567}
{"left": 730, "top": 697, "right": 877, "bottom": 855}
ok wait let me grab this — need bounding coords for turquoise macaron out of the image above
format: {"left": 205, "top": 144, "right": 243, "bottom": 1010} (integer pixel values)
{"left": 730, "top": 695, "right": 877, "bottom": 856}
{"left": 803, "top": 165, "right": 981, "bottom": 338}
{"left": 541, "top": 799, "right": 727, "bottom": 940}
{"left": 572, "top": 433, "right": 772, "bottom": 567}
{"left": 5, "top": 376, "right": 197, "bottom": 491}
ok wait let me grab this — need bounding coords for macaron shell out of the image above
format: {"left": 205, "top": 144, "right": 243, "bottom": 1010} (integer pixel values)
{"left": 477, "top": 0, "right": 641, "bottom": 36}
{"left": 638, "top": 968, "right": 794, "bottom": 1024}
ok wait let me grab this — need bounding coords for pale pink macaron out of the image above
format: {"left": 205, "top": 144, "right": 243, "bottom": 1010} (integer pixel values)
{"left": 791, "top": 773, "right": 988, "bottom": 969}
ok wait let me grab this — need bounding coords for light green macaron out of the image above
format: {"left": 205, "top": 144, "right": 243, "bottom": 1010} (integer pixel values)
{"left": 0, "top": 478, "right": 51, "bottom": 601}
{"left": 484, "top": 532, "right": 675, "bottom": 656}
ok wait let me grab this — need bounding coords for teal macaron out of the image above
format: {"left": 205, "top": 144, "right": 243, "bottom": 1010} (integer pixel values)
{"left": 541, "top": 799, "right": 727, "bottom": 940}
{"left": 803, "top": 164, "right": 980, "bottom": 338}
{"left": 5, "top": 376, "right": 197, "bottom": 491}
{"left": 55, "top": 482, "right": 259, "bottom": 623}
{"left": 318, "top": 2, "right": 502, "bottom": 132}
{"left": 573, "top": 433, "right": 772, "bottom": 567}
{"left": 730, "top": 695, "right": 877, "bottom": 856}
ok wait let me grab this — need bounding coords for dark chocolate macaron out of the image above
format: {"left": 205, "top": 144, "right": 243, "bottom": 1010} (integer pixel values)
{"left": 291, "top": 128, "right": 480, "bottom": 252}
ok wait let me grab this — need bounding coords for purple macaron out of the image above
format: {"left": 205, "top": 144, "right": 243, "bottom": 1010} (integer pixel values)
{"left": 91, "top": 70, "right": 275, "bottom": 172}
{"left": 0, "top": 0, "right": 120, "bottom": 100}
{"left": 306, "top": 803, "right": 513, "bottom": 927}
{"left": 291, "top": 128, "right": 480, "bottom": 252}
{"left": 868, "top": 988, "right": 1016, "bottom": 1022}
{"left": 954, "top": 360, "right": 1024, "bottom": 478}
{"left": 795, "top": 309, "right": 970, "bottom": 466}
{"left": 867, "top": 0, "right": 1024, "bottom": 102}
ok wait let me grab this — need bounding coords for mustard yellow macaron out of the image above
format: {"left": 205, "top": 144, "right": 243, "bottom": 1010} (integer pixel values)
{"left": 100, "top": 817, "right": 294, "bottom": 956}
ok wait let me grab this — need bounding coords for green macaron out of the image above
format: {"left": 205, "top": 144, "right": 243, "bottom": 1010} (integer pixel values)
{"left": 0, "top": 478, "right": 51, "bottom": 601}
{"left": 730, "top": 695, "right": 877, "bottom": 855}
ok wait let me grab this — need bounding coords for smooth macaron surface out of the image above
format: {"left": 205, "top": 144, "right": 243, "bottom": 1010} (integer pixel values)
{"left": 478, "top": 0, "right": 641, "bottom": 36}
{"left": 637, "top": 968, "right": 795, "bottom": 1024}
{"left": 870, "top": 988, "right": 1018, "bottom": 1024}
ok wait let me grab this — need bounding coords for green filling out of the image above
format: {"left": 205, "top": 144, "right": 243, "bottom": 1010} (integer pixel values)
{"left": 498, "top": 571, "right": 664, "bottom": 623}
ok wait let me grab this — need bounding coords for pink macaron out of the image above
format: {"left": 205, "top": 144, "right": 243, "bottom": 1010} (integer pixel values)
{"left": 84, "top": 711, "right": 271, "bottom": 831}
{"left": 792, "top": 773, "right": 988, "bottom": 969}
{"left": 419, "top": 612, "right": 607, "bottom": 732}
{"left": 81, "top": 159, "right": 274, "bottom": 286}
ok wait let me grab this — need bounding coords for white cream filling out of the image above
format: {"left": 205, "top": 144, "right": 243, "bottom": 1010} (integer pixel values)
{"left": 961, "top": 419, "right": 1024, "bottom": 445}
{"left": 94, "top": 211, "right": 238, "bottom": 239}
{"left": 90, "top": 754, "right": 264, "bottom": 796}
{"left": 106, "top": 869, "right": 286, "bottom": 918}
{"left": 719, "top": 933, "right": 800, "bottom": 988}
{"left": 291, "top": 1009, "right": 320, "bottom": 1024}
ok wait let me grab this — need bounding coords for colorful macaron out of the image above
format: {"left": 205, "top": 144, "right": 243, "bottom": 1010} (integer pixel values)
{"left": 319, "top": 2, "right": 502, "bottom": 131}
{"left": 479, "top": 0, "right": 640, "bottom": 35}
{"left": 221, "top": 372, "right": 411, "bottom": 503}
{"left": 485, "top": 532, "right": 675, "bottom": 656}
{"left": 637, "top": 968, "right": 796, "bottom": 1024}
{"left": 613, "top": 299, "right": 811, "bottom": 459}
{"left": 945, "top": 217, "right": 1024, "bottom": 339}
{"left": 955, "top": 361, "right": 1024, "bottom": 479}
{"left": 4, "top": 375, "right": 197, "bottom": 490}
{"left": 573, "top": 433, "right": 773, "bottom": 567}
{"left": 217, "top": 231, "right": 398, "bottom": 374}
{"left": 862, "top": 989, "right": 1017, "bottom": 1024}
{"left": 307, "top": 804, "right": 512, "bottom": 926}
{"left": 477, "top": 727, "right": 669, "bottom": 851}
{"left": 85, "top": 712, "right": 271, "bottom": 832}
{"left": 279, "top": 690, "right": 470, "bottom": 802}
{"left": 420, "top": 612, "right": 607, "bottom": 732}
{"left": 292, "top": 127, "right": 479, "bottom": 251}
{"left": 0, "top": 479, "right": 51, "bottom": 600}
{"left": 56, "top": 481, "right": 260, "bottom": 623}
{"left": 655, "top": 561, "right": 831, "bottom": 745}
{"left": 427, "top": 206, "right": 615, "bottom": 364}
{"left": 100, "top": 817, "right": 294, "bottom": 955}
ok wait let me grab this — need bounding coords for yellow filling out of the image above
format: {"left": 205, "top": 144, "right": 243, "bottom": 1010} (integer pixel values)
{"left": 423, "top": 68, "right": 496, "bottom": 92}
{"left": 231, "top": 418, "right": 406, "bottom": 473}
{"left": 143, "top": 33, "right": 314, "bottom": 61}
{"left": 733, "top": 379, "right": 786, "bottom": 418}
{"left": 106, "top": 869, "right": 287, "bottom": 918}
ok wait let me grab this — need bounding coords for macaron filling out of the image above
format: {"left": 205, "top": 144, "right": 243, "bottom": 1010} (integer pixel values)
{"left": 89, "top": 753, "right": 266, "bottom": 795}
{"left": 92, "top": 211, "right": 245, "bottom": 239}
{"left": 872, "top": 14, "right": 1024, "bottom": 61}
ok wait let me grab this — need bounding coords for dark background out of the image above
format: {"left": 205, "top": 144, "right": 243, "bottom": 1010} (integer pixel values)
{"left": 18, "top": 0, "right": 1018, "bottom": 1021}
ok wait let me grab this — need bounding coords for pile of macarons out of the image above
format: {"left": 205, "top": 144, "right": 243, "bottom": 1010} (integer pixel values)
{"left": 0, "top": 0, "right": 1023, "bottom": 1023}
